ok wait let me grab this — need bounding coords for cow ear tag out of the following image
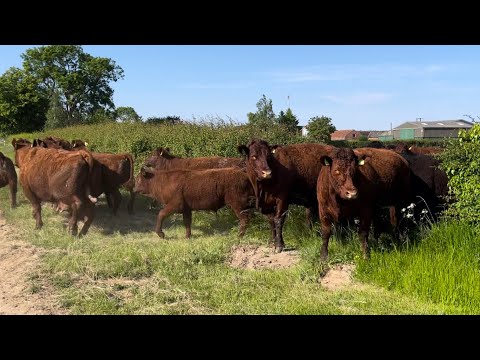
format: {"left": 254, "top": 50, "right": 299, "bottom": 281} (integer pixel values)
{"left": 324, "top": 158, "right": 330, "bottom": 166}
{"left": 358, "top": 159, "right": 365, "bottom": 166}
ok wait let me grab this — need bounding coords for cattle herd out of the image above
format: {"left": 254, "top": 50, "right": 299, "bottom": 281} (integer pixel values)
{"left": 0, "top": 135, "right": 448, "bottom": 263}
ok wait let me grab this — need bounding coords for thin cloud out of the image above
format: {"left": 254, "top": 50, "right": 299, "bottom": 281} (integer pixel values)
{"left": 268, "top": 64, "right": 450, "bottom": 83}
{"left": 321, "top": 92, "right": 393, "bottom": 105}
{"left": 180, "top": 82, "right": 255, "bottom": 89}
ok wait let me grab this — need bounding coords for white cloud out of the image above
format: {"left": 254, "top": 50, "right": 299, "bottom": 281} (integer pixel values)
{"left": 180, "top": 82, "right": 255, "bottom": 89}
{"left": 267, "top": 64, "right": 450, "bottom": 83}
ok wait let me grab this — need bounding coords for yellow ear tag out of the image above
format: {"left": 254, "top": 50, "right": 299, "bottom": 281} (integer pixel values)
{"left": 408, "top": 146, "right": 412, "bottom": 150}
{"left": 324, "top": 158, "right": 330, "bottom": 166}
{"left": 160, "top": 151, "right": 163, "bottom": 156}
{"left": 358, "top": 159, "right": 365, "bottom": 166}
{"left": 85, "top": 142, "right": 89, "bottom": 146}
{"left": 271, "top": 149, "right": 276, "bottom": 154}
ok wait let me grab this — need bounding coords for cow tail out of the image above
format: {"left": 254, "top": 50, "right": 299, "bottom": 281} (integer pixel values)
{"left": 79, "top": 150, "right": 98, "bottom": 204}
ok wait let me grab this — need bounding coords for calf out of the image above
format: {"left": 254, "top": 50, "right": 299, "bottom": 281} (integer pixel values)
{"left": 0, "top": 152, "right": 17, "bottom": 208}
{"left": 317, "top": 147, "right": 411, "bottom": 261}
{"left": 134, "top": 166, "right": 255, "bottom": 238}
{"left": 12, "top": 138, "right": 97, "bottom": 236}
{"left": 238, "top": 139, "right": 335, "bottom": 252}
{"left": 144, "top": 147, "right": 245, "bottom": 170}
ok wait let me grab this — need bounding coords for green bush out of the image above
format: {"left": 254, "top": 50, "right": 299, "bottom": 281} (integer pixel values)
{"left": 9, "top": 121, "right": 307, "bottom": 174}
{"left": 438, "top": 123, "right": 480, "bottom": 222}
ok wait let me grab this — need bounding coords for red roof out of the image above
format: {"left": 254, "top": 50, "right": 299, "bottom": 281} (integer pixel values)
{"left": 330, "top": 130, "right": 356, "bottom": 140}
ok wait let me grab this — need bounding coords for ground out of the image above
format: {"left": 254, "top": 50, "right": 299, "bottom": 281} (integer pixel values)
{"left": 0, "top": 210, "right": 67, "bottom": 315}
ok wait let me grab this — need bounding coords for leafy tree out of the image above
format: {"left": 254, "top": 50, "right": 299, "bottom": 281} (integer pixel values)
{"left": 277, "top": 108, "right": 299, "bottom": 132}
{"left": 247, "top": 94, "right": 276, "bottom": 129}
{"left": 115, "top": 106, "right": 142, "bottom": 123}
{"left": 145, "top": 115, "right": 182, "bottom": 125}
{"left": 21, "top": 45, "right": 124, "bottom": 126}
{"left": 305, "top": 115, "right": 336, "bottom": 143}
{"left": 0, "top": 67, "right": 49, "bottom": 135}
{"left": 359, "top": 134, "right": 368, "bottom": 141}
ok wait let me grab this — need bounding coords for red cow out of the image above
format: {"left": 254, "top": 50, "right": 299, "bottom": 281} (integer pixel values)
{"left": 12, "top": 138, "right": 97, "bottom": 236}
{"left": 134, "top": 166, "right": 255, "bottom": 238}
{"left": 0, "top": 152, "right": 17, "bottom": 208}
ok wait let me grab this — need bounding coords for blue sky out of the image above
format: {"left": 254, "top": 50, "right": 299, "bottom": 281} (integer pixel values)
{"left": 1, "top": 45, "right": 479, "bottom": 130}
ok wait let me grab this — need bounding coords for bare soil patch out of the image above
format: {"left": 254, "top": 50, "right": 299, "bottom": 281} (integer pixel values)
{"left": 0, "top": 210, "right": 67, "bottom": 315}
{"left": 228, "top": 244, "right": 301, "bottom": 270}
{"left": 320, "top": 264, "right": 356, "bottom": 291}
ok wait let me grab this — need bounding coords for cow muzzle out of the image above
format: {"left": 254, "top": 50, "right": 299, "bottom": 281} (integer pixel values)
{"left": 261, "top": 170, "right": 272, "bottom": 179}
{"left": 345, "top": 190, "right": 358, "bottom": 199}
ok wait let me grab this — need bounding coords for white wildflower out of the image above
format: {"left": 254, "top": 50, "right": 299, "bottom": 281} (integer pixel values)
{"left": 407, "top": 203, "right": 415, "bottom": 209}
{"left": 421, "top": 209, "right": 428, "bottom": 214}
{"left": 401, "top": 208, "right": 406, "bottom": 213}
{"left": 406, "top": 213, "right": 413, "bottom": 218}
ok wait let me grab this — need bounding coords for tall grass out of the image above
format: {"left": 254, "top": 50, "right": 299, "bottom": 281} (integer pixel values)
{"left": 356, "top": 221, "right": 480, "bottom": 314}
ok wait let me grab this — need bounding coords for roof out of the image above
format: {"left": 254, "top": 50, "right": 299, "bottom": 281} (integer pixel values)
{"left": 394, "top": 119, "right": 473, "bottom": 130}
{"left": 368, "top": 131, "right": 387, "bottom": 138}
{"left": 330, "top": 129, "right": 357, "bottom": 140}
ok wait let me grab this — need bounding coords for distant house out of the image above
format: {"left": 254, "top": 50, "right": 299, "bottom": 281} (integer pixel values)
{"left": 300, "top": 126, "right": 309, "bottom": 137}
{"left": 393, "top": 119, "right": 473, "bottom": 140}
{"left": 367, "top": 131, "right": 385, "bottom": 141}
{"left": 378, "top": 130, "right": 394, "bottom": 141}
{"left": 330, "top": 130, "right": 362, "bottom": 141}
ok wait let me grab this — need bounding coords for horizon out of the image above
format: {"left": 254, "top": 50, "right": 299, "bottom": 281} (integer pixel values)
{"left": 1, "top": 45, "right": 478, "bottom": 131}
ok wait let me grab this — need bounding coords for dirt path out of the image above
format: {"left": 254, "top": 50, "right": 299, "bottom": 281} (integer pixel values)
{"left": 0, "top": 210, "right": 67, "bottom": 315}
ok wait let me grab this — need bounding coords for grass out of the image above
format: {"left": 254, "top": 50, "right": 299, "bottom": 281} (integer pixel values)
{"left": 0, "top": 141, "right": 476, "bottom": 314}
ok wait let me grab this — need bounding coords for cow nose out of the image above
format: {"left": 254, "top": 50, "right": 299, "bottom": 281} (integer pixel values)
{"left": 262, "top": 170, "right": 272, "bottom": 178}
{"left": 346, "top": 190, "right": 357, "bottom": 199}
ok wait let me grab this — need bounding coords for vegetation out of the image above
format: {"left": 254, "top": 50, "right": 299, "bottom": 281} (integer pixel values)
{"left": 115, "top": 106, "right": 142, "bottom": 123}
{"left": 305, "top": 116, "right": 336, "bottom": 143}
{"left": 439, "top": 122, "right": 480, "bottom": 222}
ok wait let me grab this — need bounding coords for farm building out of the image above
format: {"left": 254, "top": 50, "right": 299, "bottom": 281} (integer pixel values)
{"left": 392, "top": 119, "right": 473, "bottom": 140}
{"left": 330, "top": 129, "right": 363, "bottom": 141}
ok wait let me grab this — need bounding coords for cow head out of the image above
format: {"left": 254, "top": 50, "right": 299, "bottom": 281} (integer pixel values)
{"left": 134, "top": 166, "right": 155, "bottom": 195}
{"left": 238, "top": 138, "right": 276, "bottom": 180}
{"left": 144, "top": 147, "right": 173, "bottom": 168}
{"left": 320, "top": 147, "right": 366, "bottom": 200}
{"left": 71, "top": 139, "right": 87, "bottom": 150}
{"left": 11, "top": 138, "right": 32, "bottom": 167}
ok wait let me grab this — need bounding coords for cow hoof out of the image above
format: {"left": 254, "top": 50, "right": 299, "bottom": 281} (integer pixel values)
{"left": 274, "top": 245, "right": 284, "bottom": 253}
{"left": 157, "top": 231, "right": 165, "bottom": 239}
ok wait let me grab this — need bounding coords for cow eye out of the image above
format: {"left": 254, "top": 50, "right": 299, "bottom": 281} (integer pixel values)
{"left": 252, "top": 156, "right": 257, "bottom": 160}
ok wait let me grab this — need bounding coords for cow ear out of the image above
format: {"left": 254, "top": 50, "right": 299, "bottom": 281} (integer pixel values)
{"left": 270, "top": 145, "right": 280, "bottom": 154}
{"left": 320, "top": 156, "right": 332, "bottom": 166}
{"left": 357, "top": 155, "right": 368, "bottom": 166}
{"left": 238, "top": 145, "right": 249, "bottom": 157}
{"left": 11, "top": 138, "right": 17, "bottom": 149}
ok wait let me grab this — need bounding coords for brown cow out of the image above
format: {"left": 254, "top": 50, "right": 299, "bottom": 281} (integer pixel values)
{"left": 0, "top": 152, "right": 17, "bottom": 208}
{"left": 317, "top": 147, "right": 411, "bottom": 260}
{"left": 12, "top": 138, "right": 97, "bottom": 236}
{"left": 393, "top": 145, "right": 449, "bottom": 219}
{"left": 144, "top": 147, "right": 245, "bottom": 170}
{"left": 238, "top": 139, "right": 335, "bottom": 253}
{"left": 41, "top": 136, "right": 73, "bottom": 150}
{"left": 408, "top": 145, "right": 443, "bottom": 155}
{"left": 134, "top": 166, "right": 255, "bottom": 238}
{"left": 35, "top": 139, "right": 135, "bottom": 215}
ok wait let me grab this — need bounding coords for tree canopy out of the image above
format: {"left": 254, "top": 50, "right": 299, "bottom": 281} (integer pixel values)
{"left": 247, "top": 94, "right": 276, "bottom": 129}
{"left": 305, "top": 115, "right": 336, "bottom": 143}
{"left": 115, "top": 106, "right": 142, "bottom": 123}
{"left": 277, "top": 108, "right": 299, "bottom": 132}
{"left": 0, "top": 67, "right": 49, "bottom": 135}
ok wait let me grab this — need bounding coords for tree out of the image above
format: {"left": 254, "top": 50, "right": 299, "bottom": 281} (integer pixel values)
{"left": 115, "top": 106, "right": 142, "bottom": 123}
{"left": 0, "top": 67, "right": 49, "bottom": 135}
{"left": 247, "top": 94, "right": 276, "bottom": 129}
{"left": 145, "top": 116, "right": 182, "bottom": 125}
{"left": 277, "top": 108, "right": 299, "bottom": 132}
{"left": 21, "top": 45, "right": 124, "bottom": 127}
{"left": 305, "top": 116, "right": 336, "bottom": 143}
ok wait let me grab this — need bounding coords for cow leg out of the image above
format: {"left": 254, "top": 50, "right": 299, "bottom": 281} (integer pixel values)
{"left": 68, "top": 197, "right": 82, "bottom": 236}
{"left": 105, "top": 192, "right": 113, "bottom": 208}
{"left": 22, "top": 187, "right": 43, "bottom": 229}
{"left": 127, "top": 190, "right": 135, "bottom": 215}
{"left": 273, "top": 198, "right": 288, "bottom": 253}
{"left": 232, "top": 207, "right": 250, "bottom": 238}
{"left": 155, "top": 205, "right": 175, "bottom": 238}
{"left": 183, "top": 208, "right": 192, "bottom": 239}
{"left": 109, "top": 189, "right": 122, "bottom": 216}
{"left": 320, "top": 216, "right": 332, "bottom": 262}
{"left": 79, "top": 202, "right": 95, "bottom": 237}
{"left": 9, "top": 180, "right": 17, "bottom": 208}
{"left": 305, "top": 207, "right": 318, "bottom": 230}
{"left": 359, "top": 210, "right": 373, "bottom": 260}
